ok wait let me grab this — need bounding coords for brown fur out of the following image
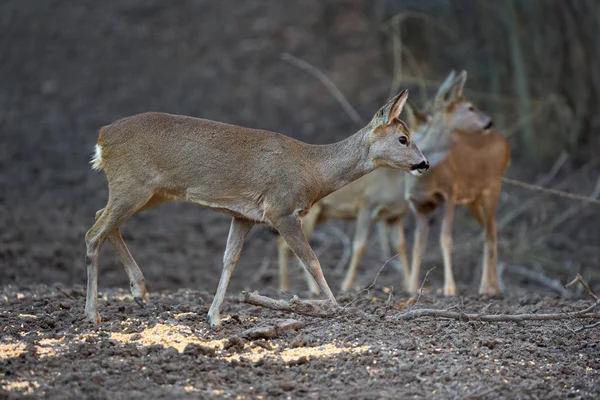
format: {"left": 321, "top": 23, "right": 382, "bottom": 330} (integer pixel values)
{"left": 406, "top": 71, "right": 511, "bottom": 295}
{"left": 84, "top": 90, "right": 428, "bottom": 326}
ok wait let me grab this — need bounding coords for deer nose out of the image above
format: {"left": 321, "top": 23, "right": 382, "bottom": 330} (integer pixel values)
{"left": 484, "top": 120, "right": 493, "bottom": 129}
{"left": 411, "top": 160, "right": 430, "bottom": 172}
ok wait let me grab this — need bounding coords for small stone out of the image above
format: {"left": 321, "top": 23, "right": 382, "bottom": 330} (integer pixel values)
{"left": 279, "top": 380, "right": 296, "bottom": 391}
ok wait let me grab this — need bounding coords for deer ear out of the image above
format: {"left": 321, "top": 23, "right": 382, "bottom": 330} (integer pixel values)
{"left": 375, "top": 89, "right": 408, "bottom": 125}
{"left": 444, "top": 70, "right": 467, "bottom": 103}
{"left": 434, "top": 70, "right": 456, "bottom": 104}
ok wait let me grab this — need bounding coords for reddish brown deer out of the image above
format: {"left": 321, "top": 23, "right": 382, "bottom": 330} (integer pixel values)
{"left": 406, "top": 71, "right": 511, "bottom": 295}
{"left": 86, "top": 90, "right": 429, "bottom": 326}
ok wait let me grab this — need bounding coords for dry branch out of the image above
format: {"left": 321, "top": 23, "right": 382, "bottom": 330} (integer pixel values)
{"left": 242, "top": 319, "right": 305, "bottom": 339}
{"left": 565, "top": 273, "right": 598, "bottom": 301}
{"left": 280, "top": 52, "right": 364, "bottom": 125}
{"left": 394, "top": 303, "right": 599, "bottom": 322}
{"left": 241, "top": 291, "right": 341, "bottom": 318}
{"left": 395, "top": 273, "right": 599, "bottom": 326}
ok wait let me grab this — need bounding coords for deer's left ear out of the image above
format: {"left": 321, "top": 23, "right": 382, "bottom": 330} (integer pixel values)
{"left": 385, "top": 89, "right": 408, "bottom": 124}
{"left": 444, "top": 70, "right": 467, "bottom": 103}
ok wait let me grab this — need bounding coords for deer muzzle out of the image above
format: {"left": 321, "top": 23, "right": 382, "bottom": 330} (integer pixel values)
{"left": 410, "top": 160, "right": 430, "bottom": 176}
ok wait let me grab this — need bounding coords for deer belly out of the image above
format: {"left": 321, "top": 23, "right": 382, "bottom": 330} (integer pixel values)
{"left": 185, "top": 188, "right": 267, "bottom": 223}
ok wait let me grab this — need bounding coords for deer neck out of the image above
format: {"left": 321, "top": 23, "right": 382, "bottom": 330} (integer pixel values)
{"left": 308, "top": 126, "right": 374, "bottom": 198}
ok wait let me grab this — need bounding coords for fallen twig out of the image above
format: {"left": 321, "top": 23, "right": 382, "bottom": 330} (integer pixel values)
{"left": 241, "top": 291, "right": 341, "bottom": 318}
{"left": 411, "top": 267, "right": 436, "bottom": 310}
{"left": 394, "top": 304, "right": 599, "bottom": 322}
{"left": 565, "top": 273, "right": 598, "bottom": 301}
{"left": 395, "top": 274, "right": 599, "bottom": 325}
{"left": 241, "top": 319, "right": 305, "bottom": 339}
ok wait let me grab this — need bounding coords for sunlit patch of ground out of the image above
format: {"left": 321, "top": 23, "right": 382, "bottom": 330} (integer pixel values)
{"left": 1, "top": 377, "right": 41, "bottom": 395}
{"left": 1, "top": 317, "right": 369, "bottom": 367}
{"left": 0, "top": 339, "right": 27, "bottom": 360}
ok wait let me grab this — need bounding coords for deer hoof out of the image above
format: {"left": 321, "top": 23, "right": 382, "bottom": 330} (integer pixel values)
{"left": 85, "top": 312, "right": 101, "bottom": 327}
{"left": 134, "top": 297, "right": 145, "bottom": 308}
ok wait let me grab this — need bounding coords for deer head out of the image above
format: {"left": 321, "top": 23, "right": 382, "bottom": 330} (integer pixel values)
{"left": 366, "top": 90, "right": 429, "bottom": 175}
{"left": 413, "top": 70, "right": 493, "bottom": 167}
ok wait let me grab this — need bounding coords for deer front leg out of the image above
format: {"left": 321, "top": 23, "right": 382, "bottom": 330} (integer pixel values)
{"left": 408, "top": 212, "right": 430, "bottom": 293}
{"left": 341, "top": 207, "right": 372, "bottom": 291}
{"left": 376, "top": 221, "right": 392, "bottom": 260}
{"left": 480, "top": 192, "right": 501, "bottom": 295}
{"left": 206, "top": 217, "right": 254, "bottom": 326}
{"left": 278, "top": 206, "right": 321, "bottom": 295}
{"left": 278, "top": 237, "right": 292, "bottom": 292}
{"left": 390, "top": 217, "right": 410, "bottom": 288}
{"left": 440, "top": 201, "right": 456, "bottom": 296}
{"left": 275, "top": 215, "right": 337, "bottom": 304}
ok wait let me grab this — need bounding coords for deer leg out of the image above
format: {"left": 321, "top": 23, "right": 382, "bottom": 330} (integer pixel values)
{"left": 85, "top": 191, "right": 152, "bottom": 325}
{"left": 440, "top": 201, "right": 456, "bottom": 296}
{"left": 480, "top": 190, "right": 501, "bottom": 295}
{"left": 278, "top": 237, "right": 292, "bottom": 292}
{"left": 299, "top": 206, "right": 322, "bottom": 295}
{"left": 278, "top": 205, "right": 321, "bottom": 294}
{"left": 376, "top": 221, "right": 392, "bottom": 260}
{"left": 93, "top": 196, "right": 167, "bottom": 307}
{"left": 341, "top": 207, "right": 372, "bottom": 291}
{"left": 390, "top": 217, "right": 410, "bottom": 288}
{"left": 206, "top": 217, "right": 254, "bottom": 326}
{"left": 408, "top": 212, "right": 430, "bottom": 293}
{"left": 275, "top": 215, "right": 337, "bottom": 304}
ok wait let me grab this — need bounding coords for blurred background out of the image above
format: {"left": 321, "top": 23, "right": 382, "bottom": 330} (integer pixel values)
{"left": 1, "top": 0, "right": 598, "bottom": 294}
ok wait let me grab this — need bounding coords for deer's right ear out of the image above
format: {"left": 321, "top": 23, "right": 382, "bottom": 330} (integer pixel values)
{"left": 376, "top": 89, "right": 408, "bottom": 125}
{"left": 444, "top": 70, "right": 467, "bottom": 103}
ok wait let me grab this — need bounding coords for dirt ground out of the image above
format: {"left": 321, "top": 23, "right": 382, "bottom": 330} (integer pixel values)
{"left": 1, "top": 0, "right": 599, "bottom": 399}
{"left": 1, "top": 284, "right": 598, "bottom": 399}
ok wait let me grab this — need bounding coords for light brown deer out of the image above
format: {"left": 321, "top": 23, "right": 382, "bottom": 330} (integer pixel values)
{"left": 278, "top": 103, "right": 430, "bottom": 293}
{"left": 85, "top": 89, "right": 429, "bottom": 326}
{"left": 406, "top": 71, "right": 511, "bottom": 296}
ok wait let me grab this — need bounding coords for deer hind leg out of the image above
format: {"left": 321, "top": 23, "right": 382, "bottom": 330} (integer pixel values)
{"left": 440, "top": 201, "right": 456, "bottom": 296}
{"left": 408, "top": 211, "right": 430, "bottom": 293}
{"left": 84, "top": 189, "right": 153, "bottom": 325}
{"left": 341, "top": 207, "right": 373, "bottom": 292}
{"left": 206, "top": 217, "right": 254, "bottom": 326}
{"left": 94, "top": 196, "right": 168, "bottom": 307}
{"left": 274, "top": 215, "right": 337, "bottom": 304}
{"left": 389, "top": 216, "right": 410, "bottom": 289}
{"left": 479, "top": 189, "right": 501, "bottom": 295}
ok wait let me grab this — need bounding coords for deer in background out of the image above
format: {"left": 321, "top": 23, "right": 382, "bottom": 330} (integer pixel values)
{"left": 278, "top": 103, "right": 430, "bottom": 293}
{"left": 406, "top": 71, "right": 511, "bottom": 296}
{"left": 85, "top": 89, "right": 429, "bottom": 326}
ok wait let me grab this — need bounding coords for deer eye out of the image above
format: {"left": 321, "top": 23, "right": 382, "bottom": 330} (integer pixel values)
{"left": 468, "top": 105, "right": 475, "bottom": 111}
{"left": 398, "top": 136, "right": 408, "bottom": 145}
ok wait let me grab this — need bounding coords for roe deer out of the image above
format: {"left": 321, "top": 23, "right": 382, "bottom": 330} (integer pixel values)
{"left": 406, "top": 71, "right": 511, "bottom": 296}
{"left": 85, "top": 89, "right": 429, "bottom": 326}
{"left": 278, "top": 102, "right": 430, "bottom": 293}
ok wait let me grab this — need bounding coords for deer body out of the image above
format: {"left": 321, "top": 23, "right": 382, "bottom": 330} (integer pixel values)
{"left": 406, "top": 71, "right": 511, "bottom": 296}
{"left": 85, "top": 90, "right": 428, "bottom": 326}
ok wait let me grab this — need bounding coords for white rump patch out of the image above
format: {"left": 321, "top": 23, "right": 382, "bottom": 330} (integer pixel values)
{"left": 90, "top": 144, "right": 104, "bottom": 171}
